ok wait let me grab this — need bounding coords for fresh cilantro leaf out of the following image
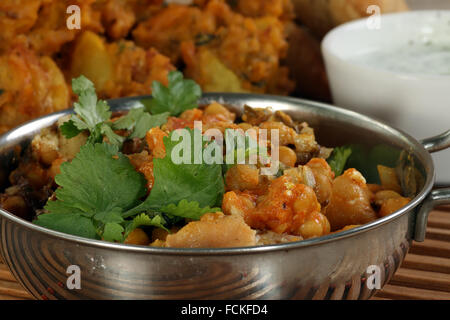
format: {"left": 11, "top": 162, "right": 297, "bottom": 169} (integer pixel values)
{"left": 71, "top": 76, "right": 111, "bottom": 130}
{"left": 327, "top": 146, "right": 353, "bottom": 176}
{"left": 60, "top": 120, "right": 82, "bottom": 139}
{"left": 34, "top": 212, "right": 98, "bottom": 239}
{"left": 34, "top": 143, "right": 147, "bottom": 240}
{"left": 94, "top": 209, "right": 124, "bottom": 224}
{"left": 124, "top": 128, "right": 225, "bottom": 217}
{"left": 148, "top": 71, "right": 202, "bottom": 116}
{"left": 131, "top": 112, "right": 169, "bottom": 139}
{"left": 100, "top": 123, "right": 125, "bottom": 146}
{"left": 112, "top": 107, "right": 169, "bottom": 139}
{"left": 102, "top": 222, "right": 125, "bottom": 242}
{"left": 60, "top": 76, "right": 124, "bottom": 145}
{"left": 161, "top": 199, "right": 221, "bottom": 220}
{"left": 123, "top": 213, "right": 168, "bottom": 239}
{"left": 111, "top": 108, "right": 145, "bottom": 131}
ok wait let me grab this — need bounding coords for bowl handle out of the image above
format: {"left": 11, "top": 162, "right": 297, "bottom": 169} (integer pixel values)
{"left": 420, "top": 130, "right": 450, "bottom": 153}
{"left": 414, "top": 188, "right": 450, "bottom": 242}
{"left": 414, "top": 130, "right": 450, "bottom": 242}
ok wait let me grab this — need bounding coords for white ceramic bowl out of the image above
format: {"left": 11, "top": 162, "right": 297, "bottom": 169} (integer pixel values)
{"left": 322, "top": 10, "right": 450, "bottom": 184}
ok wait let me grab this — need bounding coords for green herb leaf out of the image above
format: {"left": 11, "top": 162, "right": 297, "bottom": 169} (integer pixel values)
{"left": 112, "top": 107, "right": 169, "bottom": 139}
{"left": 148, "top": 71, "right": 202, "bottom": 116}
{"left": 327, "top": 146, "right": 353, "bottom": 176}
{"left": 60, "top": 120, "right": 82, "bottom": 139}
{"left": 60, "top": 75, "right": 114, "bottom": 144}
{"left": 123, "top": 213, "right": 167, "bottom": 239}
{"left": 131, "top": 112, "right": 169, "bottom": 139}
{"left": 34, "top": 143, "right": 147, "bottom": 240}
{"left": 100, "top": 123, "right": 125, "bottom": 146}
{"left": 161, "top": 199, "right": 221, "bottom": 220}
{"left": 34, "top": 212, "right": 98, "bottom": 239}
{"left": 71, "top": 77, "right": 111, "bottom": 130}
{"left": 124, "top": 128, "right": 224, "bottom": 217}
{"left": 102, "top": 222, "right": 125, "bottom": 242}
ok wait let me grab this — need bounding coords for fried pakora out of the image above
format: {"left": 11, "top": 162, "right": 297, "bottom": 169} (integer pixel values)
{"left": 0, "top": 39, "right": 69, "bottom": 134}
{"left": 69, "top": 31, "right": 175, "bottom": 98}
{"left": 134, "top": 0, "right": 295, "bottom": 94}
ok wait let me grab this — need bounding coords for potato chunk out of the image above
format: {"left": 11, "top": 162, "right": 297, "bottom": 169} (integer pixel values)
{"left": 165, "top": 212, "right": 256, "bottom": 248}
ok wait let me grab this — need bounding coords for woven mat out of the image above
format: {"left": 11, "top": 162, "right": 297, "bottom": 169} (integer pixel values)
{"left": 1, "top": 207, "right": 449, "bottom": 300}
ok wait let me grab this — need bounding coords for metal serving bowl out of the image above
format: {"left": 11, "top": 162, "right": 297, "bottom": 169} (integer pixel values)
{"left": 0, "top": 93, "right": 449, "bottom": 300}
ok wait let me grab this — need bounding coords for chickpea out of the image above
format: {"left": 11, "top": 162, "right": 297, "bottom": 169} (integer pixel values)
{"left": 259, "top": 121, "right": 296, "bottom": 146}
{"left": 278, "top": 146, "right": 297, "bottom": 167}
{"left": 379, "top": 197, "right": 410, "bottom": 217}
{"left": 225, "top": 164, "right": 259, "bottom": 191}
{"left": 325, "top": 169, "right": 377, "bottom": 231}
{"left": 374, "top": 190, "right": 402, "bottom": 206}
{"left": 124, "top": 228, "right": 150, "bottom": 246}
{"left": 298, "top": 212, "right": 330, "bottom": 239}
{"left": 306, "top": 158, "right": 334, "bottom": 206}
{"left": 203, "top": 102, "right": 236, "bottom": 122}
{"left": 293, "top": 187, "right": 321, "bottom": 216}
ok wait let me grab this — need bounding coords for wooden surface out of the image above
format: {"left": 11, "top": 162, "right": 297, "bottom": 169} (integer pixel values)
{"left": 0, "top": 207, "right": 449, "bottom": 300}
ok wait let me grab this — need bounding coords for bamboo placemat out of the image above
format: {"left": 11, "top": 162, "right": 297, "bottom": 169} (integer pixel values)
{"left": 0, "top": 207, "right": 449, "bottom": 300}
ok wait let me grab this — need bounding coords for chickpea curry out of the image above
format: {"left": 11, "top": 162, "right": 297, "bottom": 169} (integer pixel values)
{"left": 0, "top": 73, "right": 411, "bottom": 248}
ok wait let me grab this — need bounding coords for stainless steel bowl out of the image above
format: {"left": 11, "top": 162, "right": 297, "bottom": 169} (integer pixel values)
{"left": 0, "top": 93, "right": 449, "bottom": 300}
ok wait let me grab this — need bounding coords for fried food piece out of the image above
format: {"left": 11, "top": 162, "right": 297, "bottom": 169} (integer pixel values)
{"left": 165, "top": 212, "right": 256, "bottom": 248}
{"left": 100, "top": 0, "right": 136, "bottom": 39}
{"left": 195, "top": 0, "right": 295, "bottom": 20}
{"left": 134, "top": 0, "right": 294, "bottom": 95}
{"left": 292, "top": 0, "right": 409, "bottom": 38}
{"left": 0, "top": 0, "right": 42, "bottom": 52}
{"left": 229, "top": 0, "right": 295, "bottom": 20}
{"left": 284, "top": 22, "right": 331, "bottom": 101}
{"left": 26, "top": 0, "right": 103, "bottom": 56}
{"left": 99, "top": 0, "right": 164, "bottom": 39}
{"left": 69, "top": 31, "right": 175, "bottom": 98}
{"left": 243, "top": 175, "right": 330, "bottom": 239}
{"left": 325, "top": 168, "right": 377, "bottom": 231}
{"left": 133, "top": 4, "right": 217, "bottom": 62}
{"left": 0, "top": 41, "right": 70, "bottom": 134}
{"left": 181, "top": 46, "right": 248, "bottom": 93}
